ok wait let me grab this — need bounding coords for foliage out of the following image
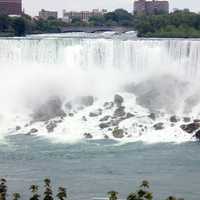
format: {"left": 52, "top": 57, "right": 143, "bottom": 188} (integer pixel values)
{"left": 134, "top": 10, "right": 200, "bottom": 38}
{"left": 0, "top": 178, "right": 186, "bottom": 200}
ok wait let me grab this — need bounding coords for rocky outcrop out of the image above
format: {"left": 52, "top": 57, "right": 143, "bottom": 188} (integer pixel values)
{"left": 170, "top": 115, "right": 180, "bottom": 123}
{"left": 113, "top": 106, "right": 126, "bottom": 118}
{"left": 46, "top": 121, "right": 57, "bottom": 133}
{"left": 27, "top": 128, "right": 38, "bottom": 135}
{"left": 194, "top": 130, "right": 200, "bottom": 140}
{"left": 84, "top": 133, "right": 93, "bottom": 139}
{"left": 32, "top": 97, "right": 66, "bottom": 122}
{"left": 99, "top": 115, "right": 110, "bottom": 122}
{"left": 104, "top": 102, "right": 114, "bottom": 110}
{"left": 153, "top": 122, "right": 164, "bottom": 130}
{"left": 112, "top": 127, "right": 124, "bottom": 138}
{"left": 148, "top": 113, "right": 156, "bottom": 121}
{"left": 99, "top": 122, "right": 111, "bottom": 129}
{"left": 114, "top": 94, "right": 124, "bottom": 107}
{"left": 89, "top": 109, "right": 102, "bottom": 117}
{"left": 180, "top": 122, "right": 200, "bottom": 134}
{"left": 183, "top": 117, "right": 191, "bottom": 123}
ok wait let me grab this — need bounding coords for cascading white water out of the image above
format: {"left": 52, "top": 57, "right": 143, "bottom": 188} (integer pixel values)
{"left": 0, "top": 35, "right": 200, "bottom": 143}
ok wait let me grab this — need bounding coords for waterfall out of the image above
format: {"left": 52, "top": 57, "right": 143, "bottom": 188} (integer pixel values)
{"left": 0, "top": 36, "right": 200, "bottom": 143}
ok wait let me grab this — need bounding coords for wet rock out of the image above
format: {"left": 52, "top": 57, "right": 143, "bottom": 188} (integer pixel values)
{"left": 113, "top": 106, "right": 126, "bottom": 118}
{"left": 16, "top": 126, "right": 21, "bottom": 131}
{"left": 114, "top": 94, "right": 124, "bottom": 107}
{"left": 195, "top": 130, "right": 200, "bottom": 140}
{"left": 112, "top": 128, "right": 124, "bottom": 138}
{"left": 84, "top": 133, "right": 93, "bottom": 139}
{"left": 99, "top": 122, "right": 111, "bottom": 129}
{"left": 100, "top": 115, "right": 110, "bottom": 122}
{"left": 82, "top": 116, "right": 87, "bottom": 121}
{"left": 27, "top": 128, "right": 38, "bottom": 135}
{"left": 194, "top": 119, "right": 200, "bottom": 123}
{"left": 69, "top": 113, "right": 74, "bottom": 117}
{"left": 46, "top": 121, "right": 57, "bottom": 133}
{"left": 170, "top": 115, "right": 180, "bottom": 123}
{"left": 104, "top": 102, "right": 114, "bottom": 110}
{"left": 180, "top": 123, "right": 200, "bottom": 134}
{"left": 32, "top": 97, "right": 66, "bottom": 122}
{"left": 148, "top": 113, "right": 156, "bottom": 121}
{"left": 183, "top": 117, "right": 191, "bottom": 123}
{"left": 126, "top": 113, "right": 135, "bottom": 119}
{"left": 89, "top": 109, "right": 102, "bottom": 117}
{"left": 153, "top": 122, "right": 164, "bottom": 130}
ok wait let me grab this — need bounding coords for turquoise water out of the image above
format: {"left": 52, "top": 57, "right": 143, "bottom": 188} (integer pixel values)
{"left": 0, "top": 136, "right": 199, "bottom": 200}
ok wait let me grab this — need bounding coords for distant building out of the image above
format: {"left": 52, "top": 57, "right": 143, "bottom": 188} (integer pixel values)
{"left": 0, "top": 0, "right": 22, "bottom": 16}
{"left": 134, "top": 0, "right": 169, "bottom": 15}
{"left": 62, "top": 9, "right": 107, "bottom": 23}
{"left": 39, "top": 9, "right": 58, "bottom": 20}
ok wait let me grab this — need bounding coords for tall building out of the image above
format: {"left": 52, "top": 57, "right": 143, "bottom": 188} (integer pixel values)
{"left": 39, "top": 9, "right": 58, "bottom": 20}
{"left": 0, "top": 0, "right": 22, "bottom": 15}
{"left": 134, "top": 0, "right": 169, "bottom": 15}
{"left": 62, "top": 9, "right": 107, "bottom": 23}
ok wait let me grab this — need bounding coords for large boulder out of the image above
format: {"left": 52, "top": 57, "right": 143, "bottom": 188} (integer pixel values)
{"left": 99, "top": 122, "right": 111, "bottom": 129}
{"left": 153, "top": 122, "right": 164, "bottom": 130}
{"left": 84, "top": 133, "right": 93, "bottom": 139}
{"left": 32, "top": 97, "right": 66, "bottom": 122}
{"left": 170, "top": 115, "right": 180, "bottom": 123}
{"left": 180, "top": 122, "right": 200, "bottom": 134}
{"left": 114, "top": 94, "right": 124, "bottom": 107}
{"left": 99, "top": 115, "right": 110, "bottom": 122}
{"left": 113, "top": 106, "right": 126, "bottom": 118}
{"left": 195, "top": 130, "right": 200, "bottom": 140}
{"left": 46, "top": 121, "right": 57, "bottom": 133}
{"left": 112, "top": 128, "right": 124, "bottom": 138}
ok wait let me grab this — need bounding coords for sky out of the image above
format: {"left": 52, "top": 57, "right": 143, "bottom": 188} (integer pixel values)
{"left": 23, "top": 0, "right": 198, "bottom": 17}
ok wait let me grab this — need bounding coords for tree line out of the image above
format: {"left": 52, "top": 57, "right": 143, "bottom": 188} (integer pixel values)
{"left": 0, "top": 9, "right": 200, "bottom": 37}
{"left": 0, "top": 178, "right": 184, "bottom": 200}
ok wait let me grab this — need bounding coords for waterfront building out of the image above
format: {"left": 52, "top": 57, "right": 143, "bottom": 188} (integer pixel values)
{"left": 62, "top": 9, "right": 107, "bottom": 23}
{"left": 0, "top": 0, "right": 22, "bottom": 16}
{"left": 39, "top": 9, "right": 58, "bottom": 20}
{"left": 134, "top": 0, "right": 169, "bottom": 15}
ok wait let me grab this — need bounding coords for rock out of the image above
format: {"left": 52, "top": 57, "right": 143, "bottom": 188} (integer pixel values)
{"left": 32, "top": 97, "right": 66, "bottom": 122}
{"left": 84, "top": 133, "right": 93, "bottom": 139}
{"left": 104, "top": 102, "right": 114, "bottom": 110}
{"left": 112, "top": 128, "right": 124, "bottom": 138}
{"left": 69, "top": 113, "right": 74, "bottom": 117}
{"left": 82, "top": 116, "right": 87, "bottom": 121}
{"left": 89, "top": 109, "right": 102, "bottom": 117}
{"left": 114, "top": 94, "right": 124, "bottom": 107}
{"left": 194, "top": 119, "right": 200, "bottom": 123}
{"left": 180, "top": 123, "right": 200, "bottom": 134}
{"left": 153, "top": 122, "right": 164, "bottom": 130}
{"left": 16, "top": 126, "right": 21, "bottom": 131}
{"left": 148, "top": 113, "right": 156, "bottom": 121}
{"left": 99, "top": 122, "right": 111, "bottom": 129}
{"left": 126, "top": 113, "right": 135, "bottom": 119}
{"left": 183, "top": 117, "right": 191, "bottom": 123}
{"left": 170, "top": 115, "right": 180, "bottom": 123}
{"left": 113, "top": 106, "right": 126, "bottom": 118}
{"left": 195, "top": 130, "right": 200, "bottom": 140}
{"left": 27, "top": 128, "right": 38, "bottom": 135}
{"left": 46, "top": 121, "right": 57, "bottom": 133}
{"left": 99, "top": 115, "right": 110, "bottom": 122}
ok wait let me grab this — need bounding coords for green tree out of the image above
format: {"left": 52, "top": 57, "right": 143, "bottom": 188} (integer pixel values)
{"left": 12, "top": 17, "right": 26, "bottom": 36}
{"left": 0, "top": 178, "right": 7, "bottom": 200}
{"left": 44, "top": 178, "right": 53, "bottom": 200}
{"left": 56, "top": 187, "right": 67, "bottom": 200}
{"left": 29, "top": 185, "right": 40, "bottom": 200}
{"left": 13, "top": 193, "right": 21, "bottom": 200}
{"left": 107, "top": 191, "right": 118, "bottom": 200}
